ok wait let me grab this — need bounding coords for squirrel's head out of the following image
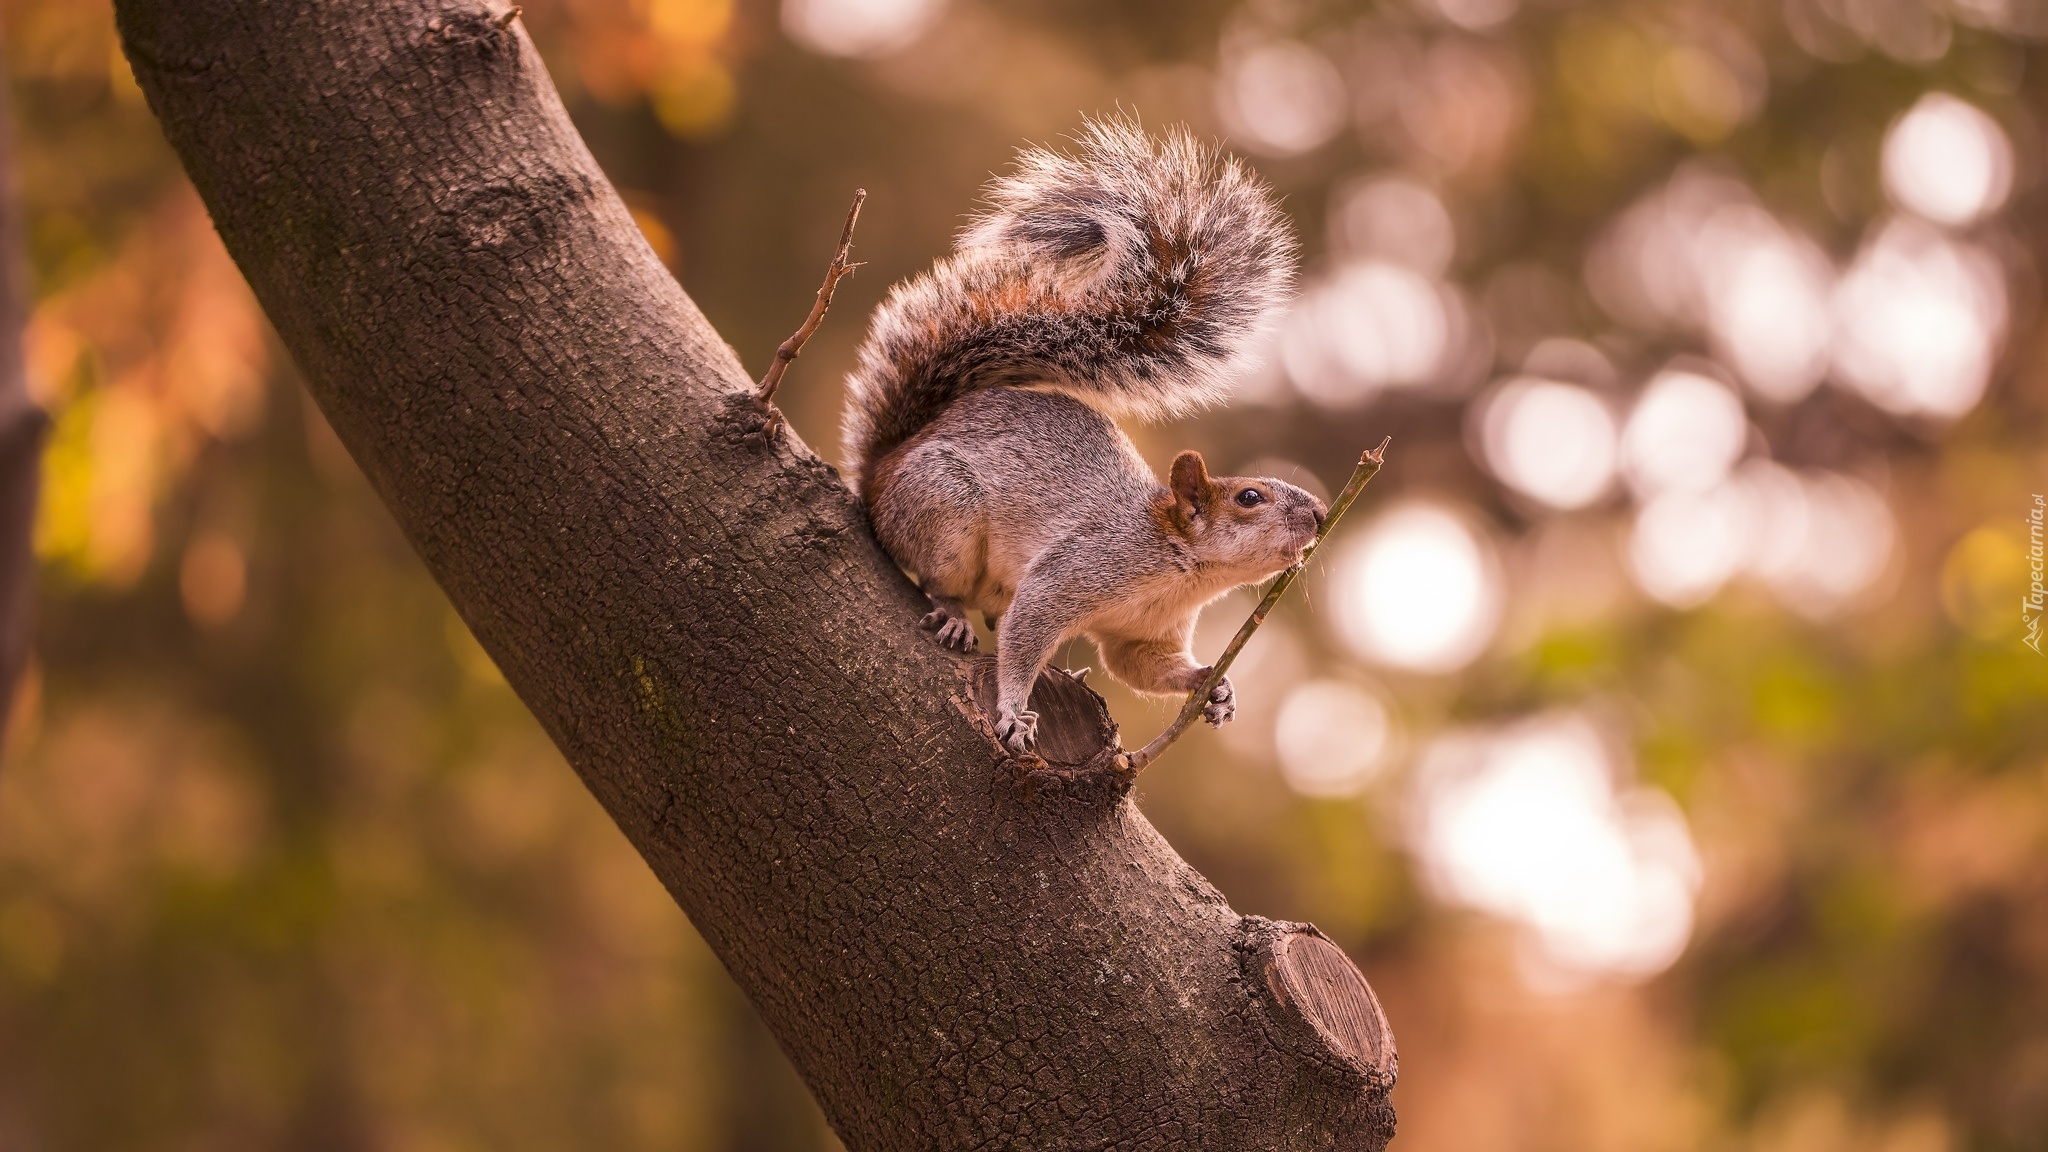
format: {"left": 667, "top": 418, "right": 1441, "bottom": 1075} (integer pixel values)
{"left": 1166, "top": 451, "right": 1326, "bottom": 581}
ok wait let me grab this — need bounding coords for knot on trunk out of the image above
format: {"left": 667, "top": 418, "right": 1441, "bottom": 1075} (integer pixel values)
{"left": 424, "top": 7, "right": 527, "bottom": 59}
{"left": 422, "top": 170, "right": 594, "bottom": 263}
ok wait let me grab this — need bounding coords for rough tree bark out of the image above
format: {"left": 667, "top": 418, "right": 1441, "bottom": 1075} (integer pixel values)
{"left": 112, "top": 2, "right": 1397, "bottom": 1147}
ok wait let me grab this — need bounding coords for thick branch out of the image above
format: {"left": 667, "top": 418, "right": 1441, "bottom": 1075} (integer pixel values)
{"left": 111, "top": 2, "right": 1395, "bottom": 1147}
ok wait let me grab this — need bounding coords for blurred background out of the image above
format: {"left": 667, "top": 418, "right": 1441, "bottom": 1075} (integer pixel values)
{"left": 3, "top": 0, "right": 2047, "bottom": 1147}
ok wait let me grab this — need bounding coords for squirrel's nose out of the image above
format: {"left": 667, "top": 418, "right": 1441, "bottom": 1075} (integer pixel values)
{"left": 1310, "top": 503, "right": 1328, "bottom": 531}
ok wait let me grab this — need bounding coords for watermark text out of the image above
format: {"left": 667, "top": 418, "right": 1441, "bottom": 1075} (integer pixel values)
{"left": 2027, "top": 494, "right": 2044, "bottom": 655}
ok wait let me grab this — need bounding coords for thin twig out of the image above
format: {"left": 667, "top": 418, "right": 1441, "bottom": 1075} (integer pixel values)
{"left": 495, "top": 5, "right": 523, "bottom": 29}
{"left": 1127, "top": 436, "right": 1392, "bottom": 773}
{"left": 757, "top": 189, "right": 867, "bottom": 414}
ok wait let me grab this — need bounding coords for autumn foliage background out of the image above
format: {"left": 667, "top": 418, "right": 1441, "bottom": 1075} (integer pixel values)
{"left": 3, "top": 0, "right": 2047, "bottom": 1148}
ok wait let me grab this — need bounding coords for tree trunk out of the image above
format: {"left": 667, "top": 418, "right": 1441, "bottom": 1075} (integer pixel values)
{"left": 111, "top": 2, "right": 1397, "bottom": 1147}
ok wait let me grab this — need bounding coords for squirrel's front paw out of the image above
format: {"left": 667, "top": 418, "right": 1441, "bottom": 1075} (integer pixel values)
{"left": 1200, "top": 674, "right": 1236, "bottom": 727}
{"left": 919, "top": 607, "right": 979, "bottom": 652}
{"left": 994, "top": 707, "right": 1039, "bottom": 755}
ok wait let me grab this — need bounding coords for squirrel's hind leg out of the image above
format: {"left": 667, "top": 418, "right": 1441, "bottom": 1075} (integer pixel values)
{"left": 918, "top": 593, "right": 978, "bottom": 652}
{"left": 868, "top": 444, "right": 989, "bottom": 654}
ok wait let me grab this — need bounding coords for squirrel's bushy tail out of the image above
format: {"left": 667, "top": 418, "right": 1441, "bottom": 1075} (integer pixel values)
{"left": 841, "top": 118, "right": 1296, "bottom": 492}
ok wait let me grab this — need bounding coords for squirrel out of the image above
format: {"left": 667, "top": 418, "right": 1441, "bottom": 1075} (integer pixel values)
{"left": 840, "top": 119, "right": 1325, "bottom": 756}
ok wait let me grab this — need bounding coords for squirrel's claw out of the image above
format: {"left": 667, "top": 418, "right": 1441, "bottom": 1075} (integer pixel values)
{"left": 995, "top": 707, "right": 1039, "bottom": 755}
{"left": 919, "top": 607, "right": 979, "bottom": 652}
{"left": 1200, "top": 674, "right": 1236, "bottom": 728}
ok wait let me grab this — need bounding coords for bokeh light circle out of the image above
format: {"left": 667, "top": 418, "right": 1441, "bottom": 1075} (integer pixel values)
{"left": 781, "top": 0, "right": 946, "bottom": 57}
{"left": 1410, "top": 716, "right": 1701, "bottom": 980}
{"left": 1274, "top": 680, "right": 1393, "bottom": 798}
{"left": 1218, "top": 41, "right": 1349, "bottom": 158}
{"left": 1620, "top": 370, "right": 1749, "bottom": 498}
{"left": 1882, "top": 93, "right": 2013, "bottom": 227}
{"left": 1333, "top": 503, "right": 1502, "bottom": 673}
{"left": 1476, "top": 377, "right": 1618, "bottom": 510}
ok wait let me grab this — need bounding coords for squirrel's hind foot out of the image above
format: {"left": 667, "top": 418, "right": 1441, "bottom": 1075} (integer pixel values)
{"left": 919, "top": 603, "right": 979, "bottom": 652}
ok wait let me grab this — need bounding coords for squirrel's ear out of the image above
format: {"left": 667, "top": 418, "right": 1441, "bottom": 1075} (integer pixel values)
{"left": 1170, "top": 450, "right": 1213, "bottom": 518}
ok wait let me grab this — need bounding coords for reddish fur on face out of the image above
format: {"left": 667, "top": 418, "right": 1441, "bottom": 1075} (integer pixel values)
{"left": 1214, "top": 486, "right": 1268, "bottom": 527}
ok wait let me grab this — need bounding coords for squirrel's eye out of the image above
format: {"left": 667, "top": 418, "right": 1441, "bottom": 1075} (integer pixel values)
{"left": 1235, "top": 488, "right": 1264, "bottom": 508}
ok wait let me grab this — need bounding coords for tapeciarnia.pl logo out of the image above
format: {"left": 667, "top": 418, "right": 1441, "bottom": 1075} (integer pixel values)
{"left": 2027, "top": 494, "right": 2044, "bottom": 655}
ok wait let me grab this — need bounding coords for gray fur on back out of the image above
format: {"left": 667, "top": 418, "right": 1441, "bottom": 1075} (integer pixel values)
{"left": 865, "top": 388, "right": 1158, "bottom": 601}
